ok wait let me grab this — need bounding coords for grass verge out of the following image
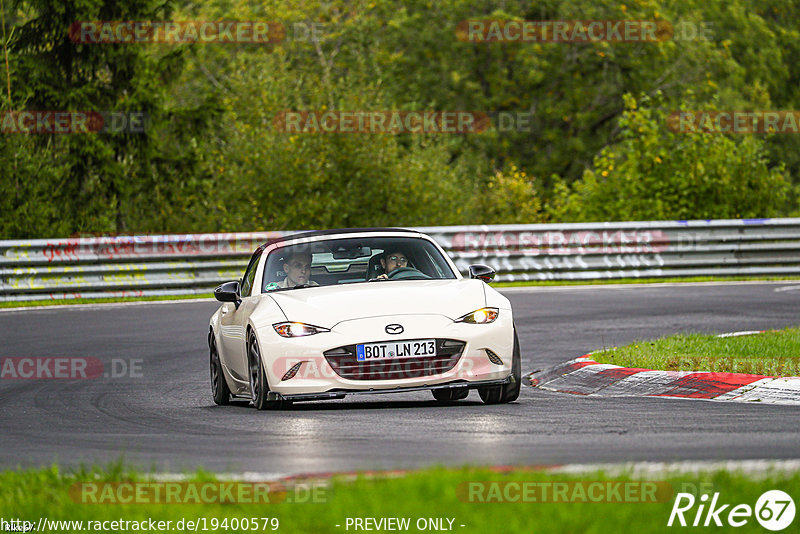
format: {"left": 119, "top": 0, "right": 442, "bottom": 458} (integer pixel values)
{"left": 0, "top": 294, "right": 211, "bottom": 309}
{"left": 1, "top": 464, "right": 797, "bottom": 533}
{"left": 591, "top": 327, "right": 800, "bottom": 376}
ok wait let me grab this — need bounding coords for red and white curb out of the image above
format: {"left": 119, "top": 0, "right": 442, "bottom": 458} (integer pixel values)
{"left": 528, "top": 333, "right": 800, "bottom": 405}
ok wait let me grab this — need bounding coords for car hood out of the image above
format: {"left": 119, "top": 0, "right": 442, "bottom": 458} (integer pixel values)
{"left": 265, "top": 279, "right": 486, "bottom": 328}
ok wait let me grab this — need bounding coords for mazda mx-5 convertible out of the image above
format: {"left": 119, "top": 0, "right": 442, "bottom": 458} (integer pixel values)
{"left": 208, "top": 228, "right": 520, "bottom": 409}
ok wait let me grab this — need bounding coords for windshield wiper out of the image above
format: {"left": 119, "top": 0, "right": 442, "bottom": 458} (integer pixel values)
{"left": 290, "top": 283, "right": 314, "bottom": 290}
{"left": 269, "top": 283, "right": 315, "bottom": 292}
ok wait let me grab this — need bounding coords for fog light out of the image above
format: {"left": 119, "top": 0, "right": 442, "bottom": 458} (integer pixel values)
{"left": 281, "top": 361, "right": 304, "bottom": 381}
{"left": 485, "top": 349, "right": 503, "bottom": 365}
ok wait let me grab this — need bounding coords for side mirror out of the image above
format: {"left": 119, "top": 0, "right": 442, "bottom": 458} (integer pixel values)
{"left": 468, "top": 264, "right": 496, "bottom": 283}
{"left": 214, "top": 280, "right": 242, "bottom": 308}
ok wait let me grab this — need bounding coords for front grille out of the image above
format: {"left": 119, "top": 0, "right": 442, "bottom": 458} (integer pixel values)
{"left": 324, "top": 339, "right": 465, "bottom": 380}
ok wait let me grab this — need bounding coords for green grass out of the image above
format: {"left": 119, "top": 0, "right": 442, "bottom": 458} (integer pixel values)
{"left": 1, "top": 464, "right": 798, "bottom": 533}
{"left": 0, "top": 294, "right": 210, "bottom": 309}
{"left": 591, "top": 327, "right": 800, "bottom": 376}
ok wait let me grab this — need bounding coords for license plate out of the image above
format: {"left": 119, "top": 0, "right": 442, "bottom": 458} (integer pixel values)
{"left": 356, "top": 339, "right": 436, "bottom": 361}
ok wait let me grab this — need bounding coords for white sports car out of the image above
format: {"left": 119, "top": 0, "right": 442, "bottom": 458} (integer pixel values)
{"left": 208, "top": 228, "right": 520, "bottom": 409}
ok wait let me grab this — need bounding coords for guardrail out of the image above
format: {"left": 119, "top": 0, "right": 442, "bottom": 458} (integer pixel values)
{"left": 2, "top": 219, "right": 799, "bottom": 301}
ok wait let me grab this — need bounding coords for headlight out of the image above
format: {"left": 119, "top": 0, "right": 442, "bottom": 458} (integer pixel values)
{"left": 273, "top": 322, "right": 331, "bottom": 338}
{"left": 455, "top": 307, "right": 499, "bottom": 324}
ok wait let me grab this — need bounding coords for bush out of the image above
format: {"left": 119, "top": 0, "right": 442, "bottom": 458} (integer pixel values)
{"left": 550, "top": 93, "right": 791, "bottom": 221}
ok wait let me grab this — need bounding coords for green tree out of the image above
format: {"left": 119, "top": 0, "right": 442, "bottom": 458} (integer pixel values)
{"left": 1, "top": 0, "right": 219, "bottom": 237}
{"left": 3, "top": 0, "right": 800, "bottom": 237}
{"left": 550, "top": 93, "right": 791, "bottom": 221}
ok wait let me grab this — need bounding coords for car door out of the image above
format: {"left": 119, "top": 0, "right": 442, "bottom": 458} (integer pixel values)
{"left": 219, "top": 249, "right": 261, "bottom": 382}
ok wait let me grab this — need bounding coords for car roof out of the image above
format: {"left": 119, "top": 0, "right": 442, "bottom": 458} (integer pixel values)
{"left": 260, "top": 228, "right": 423, "bottom": 251}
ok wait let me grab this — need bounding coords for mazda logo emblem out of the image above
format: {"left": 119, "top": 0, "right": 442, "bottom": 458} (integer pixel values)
{"left": 385, "top": 324, "right": 404, "bottom": 335}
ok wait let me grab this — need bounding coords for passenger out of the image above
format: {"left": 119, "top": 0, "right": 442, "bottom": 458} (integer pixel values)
{"left": 277, "top": 250, "right": 318, "bottom": 288}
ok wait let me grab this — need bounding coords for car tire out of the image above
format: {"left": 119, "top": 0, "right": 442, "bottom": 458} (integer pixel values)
{"left": 209, "top": 332, "right": 231, "bottom": 405}
{"left": 247, "top": 330, "right": 289, "bottom": 410}
{"left": 432, "top": 387, "right": 469, "bottom": 402}
{"left": 478, "top": 328, "right": 521, "bottom": 405}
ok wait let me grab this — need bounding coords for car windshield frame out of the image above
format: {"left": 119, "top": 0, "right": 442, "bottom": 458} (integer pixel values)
{"left": 260, "top": 235, "right": 457, "bottom": 293}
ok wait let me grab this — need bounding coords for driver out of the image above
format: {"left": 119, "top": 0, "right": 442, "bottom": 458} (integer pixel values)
{"left": 377, "top": 250, "right": 409, "bottom": 279}
{"left": 276, "top": 250, "right": 318, "bottom": 288}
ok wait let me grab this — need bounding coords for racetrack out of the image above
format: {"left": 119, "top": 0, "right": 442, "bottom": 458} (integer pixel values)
{"left": 1, "top": 282, "right": 799, "bottom": 475}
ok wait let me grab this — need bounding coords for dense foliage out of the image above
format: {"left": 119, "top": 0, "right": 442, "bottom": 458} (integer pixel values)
{"left": 1, "top": 0, "right": 798, "bottom": 237}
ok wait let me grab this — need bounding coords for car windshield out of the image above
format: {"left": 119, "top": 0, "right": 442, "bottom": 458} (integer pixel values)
{"left": 261, "top": 236, "right": 456, "bottom": 292}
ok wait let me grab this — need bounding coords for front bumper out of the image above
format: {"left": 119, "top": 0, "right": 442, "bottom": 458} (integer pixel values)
{"left": 254, "top": 312, "right": 514, "bottom": 396}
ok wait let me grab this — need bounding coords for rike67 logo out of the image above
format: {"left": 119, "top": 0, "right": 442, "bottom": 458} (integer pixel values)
{"left": 668, "top": 490, "right": 795, "bottom": 530}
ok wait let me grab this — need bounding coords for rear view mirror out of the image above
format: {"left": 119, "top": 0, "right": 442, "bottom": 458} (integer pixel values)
{"left": 468, "top": 264, "right": 495, "bottom": 283}
{"left": 214, "top": 280, "right": 241, "bottom": 308}
{"left": 332, "top": 245, "right": 371, "bottom": 259}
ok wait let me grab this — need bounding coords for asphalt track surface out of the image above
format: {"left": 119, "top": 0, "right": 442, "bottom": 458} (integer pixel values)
{"left": 1, "top": 282, "right": 798, "bottom": 474}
